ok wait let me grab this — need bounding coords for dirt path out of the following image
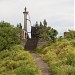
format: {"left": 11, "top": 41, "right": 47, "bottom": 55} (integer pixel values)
{"left": 31, "top": 53, "right": 52, "bottom": 75}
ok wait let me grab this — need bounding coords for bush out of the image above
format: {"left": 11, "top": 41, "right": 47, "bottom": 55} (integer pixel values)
{"left": 0, "top": 45, "right": 41, "bottom": 75}
{"left": 0, "top": 21, "right": 21, "bottom": 51}
{"left": 36, "top": 39, "right": 75, "bottom": 75}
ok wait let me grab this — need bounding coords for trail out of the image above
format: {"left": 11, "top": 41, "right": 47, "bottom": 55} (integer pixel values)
{"left": 31, "top": 53, "right": 52, "bottom": 75}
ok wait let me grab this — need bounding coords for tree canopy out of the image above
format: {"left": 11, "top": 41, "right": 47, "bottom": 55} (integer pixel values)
{"left": 64, "top": 30, "right": 75, "bottom": 40}
{"left": 34, "top": 20, "right": 58, "bottom": 41}
{"left": 0, "top": 21, "right": 21, "bottom": 51}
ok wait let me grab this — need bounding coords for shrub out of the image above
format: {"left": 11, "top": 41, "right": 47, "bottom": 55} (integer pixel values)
{"left": 0, "top": 45, "right": 41, "bottom": 75}
{"left": 0, "top": 21, "right": 21, "bottom": 51}
{"left": 36, "top": 39, "right": 75, "bottom": 75}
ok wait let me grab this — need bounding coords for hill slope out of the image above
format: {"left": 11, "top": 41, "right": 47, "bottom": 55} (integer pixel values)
{"left": 36, "top": 39, "right": 75, "bottom": 75}
{"left": 0, "top": 45, "right": 41, "bottom": 75}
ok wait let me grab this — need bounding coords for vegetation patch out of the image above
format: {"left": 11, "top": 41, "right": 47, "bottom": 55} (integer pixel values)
{"left": 36, "top": 39, "right": 75, "bottom": 75}
{"left": 0, "top": 45, "right": 41, "bottom": 75}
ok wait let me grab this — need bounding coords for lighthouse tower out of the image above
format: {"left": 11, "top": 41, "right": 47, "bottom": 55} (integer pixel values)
{"left": 23, "top": 7, "right": 28, "bottom": 31}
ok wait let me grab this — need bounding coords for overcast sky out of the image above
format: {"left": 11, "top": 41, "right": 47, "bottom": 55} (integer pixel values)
{"left": 0, "top": 0, "right": 74, "bottom": 36}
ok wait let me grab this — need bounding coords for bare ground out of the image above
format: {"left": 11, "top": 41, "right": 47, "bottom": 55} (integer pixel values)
{"left": 31, "top": 53, "right": 52, "bottom": 75}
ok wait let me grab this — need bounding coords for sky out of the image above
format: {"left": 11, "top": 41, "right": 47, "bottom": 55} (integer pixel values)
{"left": 0, "top": 0, "right": 74, "bottom": 36}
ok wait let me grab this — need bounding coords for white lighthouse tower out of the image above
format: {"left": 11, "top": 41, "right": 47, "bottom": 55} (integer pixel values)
{"left": 23, "top": 7, "right": 28, "bottom": 32}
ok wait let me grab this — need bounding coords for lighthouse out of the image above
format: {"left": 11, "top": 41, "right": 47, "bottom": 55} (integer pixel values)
{"left": 23, "top": 7, "right": 28, "bottom": 32}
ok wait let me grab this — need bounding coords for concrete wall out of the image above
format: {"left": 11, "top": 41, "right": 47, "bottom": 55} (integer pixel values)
{"left": 24, "top": 38, "right": 49, "bottom": 50}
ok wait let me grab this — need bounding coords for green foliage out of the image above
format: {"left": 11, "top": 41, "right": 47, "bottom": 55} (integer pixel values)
{"left": 38, "top": 27, "right": 58, "bottom": 41}
{"left": 0, "top": 45, "right": 41, "bottom": 75}
{"left": 35, "top": 21, "right": 39, "bottom": 27}
{"left": 16, "top": 64, "right": 40, "bottom": 75}
{"left": 17, "top": 23, "right": 22, "bottom": 29}
{"left": 0, "top": 21, "right": 12, "bottom": 28}
{"left": 34, "top": 20, "right": 58, "bottom": 41}
{"left": 0, "top": 21, "right": 21, "bottom": 51}
{"left": 64, "top": 30, "right": 75, "bottom": 40}
{"left": 43, "top": 19, "right": 47, "bottom": 27}
{"left": 40, "top": 22, "right": 43, "bottom": 27}
{"left": 36, "top": 39, "right": 75, "bottom": 75}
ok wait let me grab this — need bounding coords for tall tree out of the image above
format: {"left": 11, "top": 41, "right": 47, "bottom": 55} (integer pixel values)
{"left": 33, "top": 20, "right": 58, "bottom": 41}
{"left": 38, "top": 26, "right": 58, "bottom": 41}
{"left": 43, "top": 19, "right": 47, "bottom": 27}
{"left": 35, "top": 21, "right": 39, "bottom": 27}
{"left": 17, "top": 23, "right": 22, "bottom": 29}
{"left": 40, "top": 22, "right": 43, "bottom": 27}
{"left": 0, "top": 21, "right": 21, "bottom": 51}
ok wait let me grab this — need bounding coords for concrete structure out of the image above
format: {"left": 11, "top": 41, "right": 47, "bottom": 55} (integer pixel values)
{"left": 20, "top": 7, "right": 29, "bottom": 47}
{"left": 23, "top": 7, "right": 28, "bottom": 32}
{"left": 23, "top": 8, "right": 49, "bottom": 50}
{"left": 21, "top": 7, "right": 29, "bottom": 40}
{"left": 21, "top": 30, "right": 28, "bottom": 40}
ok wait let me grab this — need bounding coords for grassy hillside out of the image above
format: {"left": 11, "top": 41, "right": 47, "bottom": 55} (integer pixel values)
{"left": 36, "top": 39, "right": 75, "bottom": 75}
{"left": 0, "top": 45, "right": 41, "bottom": 75}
